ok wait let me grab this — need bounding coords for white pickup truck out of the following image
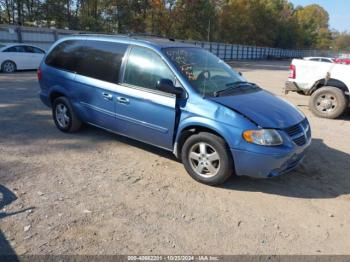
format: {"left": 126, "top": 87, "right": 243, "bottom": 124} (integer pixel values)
{"left": 285, "top": 59, "right": 349, "bottom": 119}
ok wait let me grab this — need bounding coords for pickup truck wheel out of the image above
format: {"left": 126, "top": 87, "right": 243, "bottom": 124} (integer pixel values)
{"left": 309, "top": 86, "right": 348, "bottom": 119}
{"left": 181, "top": 132, "right": 233, "bottom": 186}
{"left": 53, "top": 97, "right": 82, "bottom": 133}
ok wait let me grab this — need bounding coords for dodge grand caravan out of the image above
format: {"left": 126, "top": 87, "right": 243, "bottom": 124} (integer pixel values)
{"left": 38, "top": 35, "right": 311, "bottom": 185}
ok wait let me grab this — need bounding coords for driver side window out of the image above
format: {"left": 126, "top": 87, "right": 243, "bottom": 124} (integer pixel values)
{"left": 124, "top": 46, "right": 175, "bottom": 91}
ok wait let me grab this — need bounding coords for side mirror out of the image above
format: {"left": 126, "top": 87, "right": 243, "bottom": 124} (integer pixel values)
{"left": 157, "top": 79, "right": 183, "bottom": 96}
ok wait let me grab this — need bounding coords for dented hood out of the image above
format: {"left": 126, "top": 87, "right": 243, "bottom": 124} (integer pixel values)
{"left": 209, "top": 89, "right": 305, "bottom": 129}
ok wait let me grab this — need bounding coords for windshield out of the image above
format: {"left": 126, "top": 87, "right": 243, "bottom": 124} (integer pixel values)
{"left": 163, "top": 47, "right": 249, "bottom": 96}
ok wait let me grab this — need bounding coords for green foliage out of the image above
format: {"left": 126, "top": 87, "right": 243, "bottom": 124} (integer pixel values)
{"left": 294, "top": 4, "right": 331, "bottom": 49}
{"left": 218, "top": 0, "right": 284, "bottom": 46}
{"left": 332, "top": 31, "right": 350, "bottom": 52}
{"left": 171, "top": 0, "right": 217, "bottom": 41}
{"left": 0, "top": 0, "right": 348, "bottom": 50}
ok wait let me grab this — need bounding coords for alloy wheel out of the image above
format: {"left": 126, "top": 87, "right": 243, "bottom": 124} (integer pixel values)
{"left": 3, "top": 62, "right": 15, "bottom": 73}
{"left": 55, "top": 103, "right": 70, "bottom": 129}
{"left": 188, "top": 142, "right": 221, "bottom": 178}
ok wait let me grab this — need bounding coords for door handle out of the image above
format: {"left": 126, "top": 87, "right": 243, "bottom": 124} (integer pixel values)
{"left": 117, "top": 97, "right": 130, "bottom": 104}
{"left": 102, "top": 92, "right": 113, "bottom": 101}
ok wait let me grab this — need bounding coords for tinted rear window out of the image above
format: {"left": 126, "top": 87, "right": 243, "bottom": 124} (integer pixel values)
{"left": 76, "top": 40, "right": 127, "bottom": 83}
{"left": 45, "top": 40, "right": 81, "bottom": 72}
{"left": 45, "top": 40, "right": 128, "bottom": 83}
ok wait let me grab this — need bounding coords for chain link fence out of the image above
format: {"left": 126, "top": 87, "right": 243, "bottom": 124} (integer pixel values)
{"left": 0, "top": 24, "right": 345, "bottom": 60}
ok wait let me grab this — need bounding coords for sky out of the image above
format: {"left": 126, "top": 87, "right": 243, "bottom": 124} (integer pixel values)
{"left": 291, "top": 0, "right": 350, "bottom": 32}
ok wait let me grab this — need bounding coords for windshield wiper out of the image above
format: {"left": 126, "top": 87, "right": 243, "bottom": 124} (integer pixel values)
{"left": 213, "top": 82, "right": 257, "bottom": 97}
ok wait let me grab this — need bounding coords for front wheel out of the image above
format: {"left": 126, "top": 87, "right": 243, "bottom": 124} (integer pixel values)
{"left": 309, "top": 86, "right": 348, "bottom": 119}
{"left": 181, "top": 132, "right": 233, "bottom": 185}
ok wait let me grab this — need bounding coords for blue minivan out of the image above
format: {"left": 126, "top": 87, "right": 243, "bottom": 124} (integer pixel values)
{"left": 38, "top": 35, "right": 311, "bottom": 185}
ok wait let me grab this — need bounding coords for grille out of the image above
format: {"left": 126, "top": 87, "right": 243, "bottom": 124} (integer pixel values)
{"left": 284, "top": 123, "right": 303, "bottom": 137}
{"left": 284, "top": 119, "right": 311, "bottom": 146}
{"left": 293, "top": 135, "right": 306, "bottom": 146}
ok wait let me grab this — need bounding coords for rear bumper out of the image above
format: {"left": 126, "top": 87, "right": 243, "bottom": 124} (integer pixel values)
{"left": 284, "top": 81, "right": 301, "bottom": 94}
{"left": 39, "top": 92, "right": 51, "bottom": 108}
{"left": 231, "top": 141, "right": 310, "bottom": 178}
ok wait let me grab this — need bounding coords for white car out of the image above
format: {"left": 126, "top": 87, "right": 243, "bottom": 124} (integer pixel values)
{"left": 0, "top": 44, "right": 45, "bottom": 73}
{"left": 303, "top": 56, "right": 335, "bottom": 63}
{"left": 285, "top": 59, "right": 349, "bottom": 119}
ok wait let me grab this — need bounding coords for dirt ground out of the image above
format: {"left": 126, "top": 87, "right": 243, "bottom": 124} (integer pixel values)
{"left": 1, "top": 61, "right": 350, "bottom": 255}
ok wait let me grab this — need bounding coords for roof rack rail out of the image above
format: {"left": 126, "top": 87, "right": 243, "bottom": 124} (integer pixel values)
{"left": 75, "top": 32, "right": 122, "bottom": 37}
{"left": 128, "top": 32, "right": 164, "bottom": 38}
{"left": 127, "top": 32, "right": 176, "bottom": 41}
{"left": 71, "top": 32, "right": 176, "bottom": 42}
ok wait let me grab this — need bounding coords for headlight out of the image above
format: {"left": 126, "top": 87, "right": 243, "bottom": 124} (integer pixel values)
{"left": 243, "top": 129, "right": 283, "bottom": 146}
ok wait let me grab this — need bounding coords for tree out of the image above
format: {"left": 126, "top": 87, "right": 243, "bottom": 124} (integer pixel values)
{"left": 40, "top": 0, "right": 68, "bottom": 28}
{"left": 147, "top": 0, "right": 168, "bottom": 35}
{"left": 218, "top": 0, "right": 281, "bottom": 46}
{"left": 262, "top": 0, "right": 302, "bottom": 48}
{"left": 0, "top": 0, "right": 346, "bottom": 51}
{"left": 172, "top": 0, "right": 217, "bottom": 41}
{"left": 78, "top": 0, "right": 102, "bottom": 31}
{"left": 333, "top": 31, "right": 350, "bottom": 52}
{"left": 0, "top": 0, "right": 16, "bottom": 24}
{"left": 294, "top": 4, "right": 331, "bottom": 49}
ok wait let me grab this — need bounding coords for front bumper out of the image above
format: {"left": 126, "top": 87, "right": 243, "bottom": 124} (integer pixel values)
{"left": 231, "top": 141, "right": 310, "bottom": 178}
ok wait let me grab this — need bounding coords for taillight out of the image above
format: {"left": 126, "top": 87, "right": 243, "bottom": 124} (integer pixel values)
{"left": 37, "top": 67, "right": 42, "bottom": 81}
{"left": 289, "top": 64, "right": 296, "bottom": 79}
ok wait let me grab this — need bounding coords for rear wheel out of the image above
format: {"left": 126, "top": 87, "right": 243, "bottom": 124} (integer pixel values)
{"left": 309, "top": 86, "right": 348, "bottom": 119}
{"left": 52, "top": 97, "right": 82, "bottom": 133}
{"left": 181, "top": 132, "right": 233, "bottom": 185}
{"left": 1, "top": 61, "right": 16, "bottom": 73}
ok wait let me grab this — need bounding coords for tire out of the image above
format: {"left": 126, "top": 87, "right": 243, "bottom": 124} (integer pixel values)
{"left": 1, "top": 60, "right": 16, "bottom": 73}
{"left": 181, "top": 132, "right": 233, "bottom": 186}
{"left": 52, "top": 97, "right": 82, "bottom": 133}
{"left": 309, "top": 86, "right": 348, "bottom": 119}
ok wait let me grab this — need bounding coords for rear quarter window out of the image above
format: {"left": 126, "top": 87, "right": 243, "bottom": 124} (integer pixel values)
{"left": 45, "top": 39, "right": 128, "bottom": 83}
{"left": 25, "top": 46, "right": 45, "bottom": 54}
{"left": 45, "top": 40, "right": 82, "bottom": 72}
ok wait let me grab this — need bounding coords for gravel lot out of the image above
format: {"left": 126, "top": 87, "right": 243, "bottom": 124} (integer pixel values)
{"left": 1, "top": 61, "right": 350, "bottom": 255}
